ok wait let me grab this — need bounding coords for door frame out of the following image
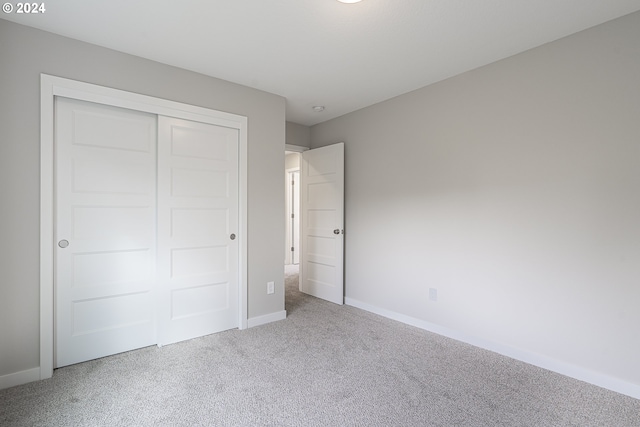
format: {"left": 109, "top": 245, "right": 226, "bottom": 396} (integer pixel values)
{"left": 284, "top": 145, "right": 308, "bottom": 266}
{"left": 39, "top": 74, "right": 248, "bottom": 380}
{"left": 285, "top": 168, "right": 300, "bottom": 265}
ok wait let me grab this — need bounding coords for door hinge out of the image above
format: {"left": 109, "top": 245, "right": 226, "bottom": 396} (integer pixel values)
{"left": 291, "top": 213, "right": 294, "bottom": 219}
{"left": 291, "top": 247, "right": 295, "bottom": 252}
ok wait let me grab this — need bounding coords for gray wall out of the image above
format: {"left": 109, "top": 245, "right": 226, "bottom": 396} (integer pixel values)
{"left": 286, "top": 121, "right": 311, "bottom": 148}
{"left": 0, "top": 20, "right": 285, "bottom": 379}
{"left": 311, "top": 12, "right": 640, "bottom": 391}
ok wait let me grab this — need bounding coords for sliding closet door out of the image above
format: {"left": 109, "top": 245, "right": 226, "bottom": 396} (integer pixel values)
{"left": 157, "top": 117, "right": 240, "bottom": 345}
{"left": 54, "top": 97, "right": 241, "bottom": 366}
{"left": 55, "top": 97, "right": 157, "bottom": 367}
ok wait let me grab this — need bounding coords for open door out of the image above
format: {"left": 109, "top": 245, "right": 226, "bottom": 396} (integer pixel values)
{"left": 300, "top": 142, "right": 344, "bottom": 305}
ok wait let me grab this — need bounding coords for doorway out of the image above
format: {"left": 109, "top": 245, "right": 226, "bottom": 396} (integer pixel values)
{"left": 284, "top": 148, "right": 305, "bottom": 309}
{"left": 283, "top": 143, "right": 345, "bottom": 306}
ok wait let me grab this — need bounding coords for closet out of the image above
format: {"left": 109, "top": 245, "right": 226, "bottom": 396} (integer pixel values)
{"left": 54, "top": 97, "right": 239, "bottom": 367}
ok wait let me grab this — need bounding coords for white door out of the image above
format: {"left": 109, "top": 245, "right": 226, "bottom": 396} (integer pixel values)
{"left": 300, "top": 143, "right": 344, "bottom": 305}
{"left": 55, "top": 98, "right": 157, "bottom": 367}
{"left": 157, "top": 117, "right": 239, "bottom": 346}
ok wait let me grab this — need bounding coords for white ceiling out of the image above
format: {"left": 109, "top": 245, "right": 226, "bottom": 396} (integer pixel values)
{"left": 4, "top": 1, "right": 640, "bottom": 126}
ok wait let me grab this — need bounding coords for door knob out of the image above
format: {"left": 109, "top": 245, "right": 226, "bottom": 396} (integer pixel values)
{"left": 333, "top": 229, "right": 340, "bottom": 235}
{"left": 230, "top": 234, "right": 236, "bottom": 240}
{"left": 58, "top": 239, "right": 69, "bottom": 248}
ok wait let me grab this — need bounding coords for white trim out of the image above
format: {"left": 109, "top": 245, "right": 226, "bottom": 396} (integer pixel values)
{"left": 239, "top": 118, "right": 248, "bottom": 330}
{"left": 40, "top": 75, "right": 55, "bottom": 381}
{"left": 247, "top": 310, "right": 287, "bottom": 328}
{"left": 0, "top": 368, "right": 41, "bottom": 390}
{"left": 42, "top": 75, "right": 244, "bottom": 128}
{"left": 40, "top": 74, "right": 249, "bottom": 380}
{"left": 285, "top": 144, "right": 309, "bottom": 152}
{"left": 345, "top": 297, "right": 640, "bottom": 400}
{"left": 284, "top": 165, "right": 300, "bottom": 265}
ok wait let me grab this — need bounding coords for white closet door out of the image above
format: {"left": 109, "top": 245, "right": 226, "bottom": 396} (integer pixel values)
{"left": 157, "top": 117, "right": 240, "bottom": 345}
{"left": 55, "top": 97, "right": 157, "bottom": 367}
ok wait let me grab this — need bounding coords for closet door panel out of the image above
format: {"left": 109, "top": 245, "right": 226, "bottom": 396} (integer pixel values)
{"left": 55, "top": 97, "right": 157, "bottom": 368}
{"left": 157, "top": 116, "right": 240, "bottom": 345}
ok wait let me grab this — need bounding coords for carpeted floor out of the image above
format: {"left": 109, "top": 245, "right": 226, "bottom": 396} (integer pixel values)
{"left": 1, "top": 265, "right": 638, "bottom": 426}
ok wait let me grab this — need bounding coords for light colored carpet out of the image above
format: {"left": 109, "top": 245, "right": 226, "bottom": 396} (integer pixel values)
{"left": 1, "top": 264, "right": 638, "bottom": 426}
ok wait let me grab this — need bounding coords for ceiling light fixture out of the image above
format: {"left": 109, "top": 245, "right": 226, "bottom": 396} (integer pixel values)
{"left": 337, "top": 0, "right": 362, "bottom": 3}
{"left": 312, "top": 106, "right": 325, "bottom": 112}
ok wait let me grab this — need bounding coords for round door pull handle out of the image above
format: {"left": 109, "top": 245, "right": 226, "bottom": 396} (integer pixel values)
{"left": 333, "top": 229, "right": 340, "bottom": 235}
{"left": 230, "top": 234, "right": 236, "bottom": 240}
{"left": 58, "top": 239, "right": 69, "bottom": 248}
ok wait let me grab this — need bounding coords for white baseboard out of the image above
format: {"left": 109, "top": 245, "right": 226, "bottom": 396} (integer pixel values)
{"left": 247, "top": 310, "right": 287, "bottom": 328}
{"left": 345, "top": 297, "right": 640, "bottom": 400}
{"left": 0, "top": 367, "right": 41, "bottom": 390}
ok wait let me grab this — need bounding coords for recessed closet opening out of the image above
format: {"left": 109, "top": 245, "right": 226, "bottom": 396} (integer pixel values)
{"left": 40, "top": 74, "right": 248, "bottom": 379}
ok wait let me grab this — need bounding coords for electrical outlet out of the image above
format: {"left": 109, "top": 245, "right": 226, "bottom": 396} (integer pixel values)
{"left": 429, "top": 288, "right": 438, "bottom": 302}
{"left": 267, "top": 281, "right": 275, "bottom": 295}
